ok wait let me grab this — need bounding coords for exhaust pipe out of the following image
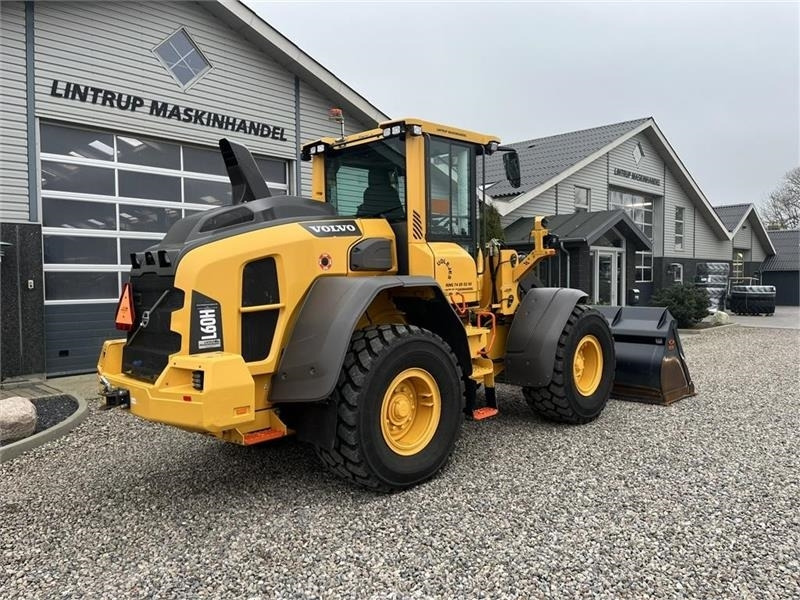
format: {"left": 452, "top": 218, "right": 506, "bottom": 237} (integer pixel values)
{"left": 593, "top": 306, "right": 696, "bottom": 405}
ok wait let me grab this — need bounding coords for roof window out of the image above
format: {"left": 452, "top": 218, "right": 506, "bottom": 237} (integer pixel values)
{"left": 154, "top": 29, "right": 211, "bottom": 88}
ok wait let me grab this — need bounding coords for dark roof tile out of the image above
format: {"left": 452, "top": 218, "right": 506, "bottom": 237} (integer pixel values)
{"left": 713, "top": 204, "right": 751, "bottom": 232}
{"left": 505, "top": 209, "right": 651, "bottom": 251}
{"left": 479, "top": 118, "right": 650, "bottom": 198}
{"left": 761, "top": 229, "right": 799, "bottom": 272}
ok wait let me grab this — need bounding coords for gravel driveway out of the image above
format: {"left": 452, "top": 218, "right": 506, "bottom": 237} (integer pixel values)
{"left": 2, "top": 325, "right": 799, "bottom": 599}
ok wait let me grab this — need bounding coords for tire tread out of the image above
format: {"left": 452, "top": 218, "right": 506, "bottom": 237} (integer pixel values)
{"left": 523, "top": 304, "right": 611, "bottom": 424}
{"left": 315, "top": 324, "right": 463, "bottom": 491}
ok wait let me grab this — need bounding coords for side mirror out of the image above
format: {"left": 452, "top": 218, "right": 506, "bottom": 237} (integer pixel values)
{"left": 503, "top": 151, "right": 521, "bottom": 188}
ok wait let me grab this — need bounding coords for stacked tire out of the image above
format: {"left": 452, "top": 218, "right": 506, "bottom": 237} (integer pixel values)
{"left": 728, "top": 285, "right": 776, "bottom": 316}
{"left": 694, "top": 262, "right": 729, "bottom": 313}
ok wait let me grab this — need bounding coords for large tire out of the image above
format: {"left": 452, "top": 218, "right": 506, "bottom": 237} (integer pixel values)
{"left": 315, "top": 324, "right": 464, "bottom": 491}
{"left": 522, "top": 304, "right": 614, "bottom": 424}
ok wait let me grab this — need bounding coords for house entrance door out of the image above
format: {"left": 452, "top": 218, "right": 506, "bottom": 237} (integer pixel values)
{"left": 591, "top": 247, "right": 624, "bottom": 306}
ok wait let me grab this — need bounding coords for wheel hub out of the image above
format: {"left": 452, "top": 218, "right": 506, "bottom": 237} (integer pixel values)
{"left": 381, "top": 368, "right": 441, "bottom": 456}
{"left": 572, "top": 335, "right": 603, "bottom": 397}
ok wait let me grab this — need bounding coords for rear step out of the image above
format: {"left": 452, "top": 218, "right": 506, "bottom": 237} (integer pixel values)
{"left": 593, "top": 306, "right": 696, "bottom": 405}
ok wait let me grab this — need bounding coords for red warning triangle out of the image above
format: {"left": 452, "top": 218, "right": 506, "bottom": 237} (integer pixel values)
{"left": 115, "top": 283, "right": 135, "bottom": 331}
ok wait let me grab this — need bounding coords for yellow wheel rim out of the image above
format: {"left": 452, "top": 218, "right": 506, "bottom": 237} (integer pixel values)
{"left": 572, "top": 335, "right": 603, "bottom": 396}
{"left": 380, "top": 368, "right": 441, "bottom": 456}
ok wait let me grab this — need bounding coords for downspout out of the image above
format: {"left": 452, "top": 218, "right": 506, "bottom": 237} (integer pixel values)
{"left": 560, "top": 241, "right": 570, "bottom": 288}
{"left": 293, "top": 75, "right": 302, "bottom": 195}
{"left": 26, "top": 1, "right": 37, "bottom": 221}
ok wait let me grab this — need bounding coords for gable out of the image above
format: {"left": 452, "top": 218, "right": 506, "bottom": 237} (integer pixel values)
{"left": 492, "top": 120, "right": 731, "bottom": 241}
{"left": 608, "top": 132, "right": 664, "bottom": 195}
{"left": 482, "top": 118, "right": 650, "bottom": 199}
{"left": 33, "top": 1, "right": 384, "bottom": 161}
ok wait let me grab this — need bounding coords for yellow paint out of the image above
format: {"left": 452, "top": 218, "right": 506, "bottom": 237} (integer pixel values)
{"left": 573, "top": 335, "right": 603, "bottom": 396}
{"left": 302, "top": 118, "right": 500, "bottom": 157}
{"left": 98, "top": 117, "right": 564, "bottom": 445}
{"left": 310, "top": 154, "right": 326, "bottom": 201}
{"left": 380, "top": 367, "right": 441, "bottom": 456}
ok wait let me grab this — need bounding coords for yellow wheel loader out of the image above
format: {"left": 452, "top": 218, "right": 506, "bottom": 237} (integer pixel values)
{"left": 98, "top": 118, "right": 694, "bottom": 491}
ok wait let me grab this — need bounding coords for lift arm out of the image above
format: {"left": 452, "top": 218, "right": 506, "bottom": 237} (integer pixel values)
{"left": 511, "top": 216, "right": 557, "bottom": 284}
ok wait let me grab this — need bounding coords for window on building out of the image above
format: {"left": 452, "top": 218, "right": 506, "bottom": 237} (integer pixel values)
{"left": 39, "top": 121, "right": 288, "bottom": 303}
{"left": 632, "top": 142, "right": 644, "bottom": 166}
{"left": 670, "top": 263, "right": 683, "bottom": 283}
{"left": 674, "top": 206, "right": 685, "bottom": 251}
{"left": 154, "top": 28, "right": 211, "bottom": 88}
{"left": 635, "top": 251, "right": 653, "bottom": 282}
{"left": 609, "top": 189, "right": 653, "bottom": 240}
{"left": 732, "top": 250, "right": 745, "bottom": 279}
{"left": 574, "top": 186, "right": 590, "bottom": 212}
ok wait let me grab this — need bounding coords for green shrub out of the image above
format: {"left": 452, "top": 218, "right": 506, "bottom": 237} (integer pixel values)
{"left": 479, "top": 201, "right": 504, "bottom": 245}
{"left": 650, "top": 284, "right": 709, "bottom": 328}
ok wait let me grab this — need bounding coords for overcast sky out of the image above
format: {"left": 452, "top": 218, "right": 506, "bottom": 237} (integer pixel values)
{"left": 249, "top": 1, "right": 799, "bottom": 207}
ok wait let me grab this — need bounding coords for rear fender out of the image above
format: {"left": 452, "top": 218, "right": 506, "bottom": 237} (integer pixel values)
{"left": 270, "top": 276, "right": 466, "bottom": 404}
{"left": 504, "top": 287, "right": 588, "bottom": 387}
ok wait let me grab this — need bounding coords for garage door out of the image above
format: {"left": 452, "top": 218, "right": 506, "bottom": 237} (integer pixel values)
{"left": 40, "top": 121, "right": 288, "bottom": 375}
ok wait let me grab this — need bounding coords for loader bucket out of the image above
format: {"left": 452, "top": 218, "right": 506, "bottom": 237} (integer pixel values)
{"left": 593, "top": 306, "right": 696, "bottom": 405}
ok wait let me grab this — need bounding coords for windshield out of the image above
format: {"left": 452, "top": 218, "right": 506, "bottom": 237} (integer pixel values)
{"left": 324, "top": 137, "right": 406, "bottom": 222}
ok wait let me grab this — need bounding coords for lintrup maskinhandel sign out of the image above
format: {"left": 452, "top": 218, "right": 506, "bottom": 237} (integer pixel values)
{"left": 49, "top": 79, "right": 289, "bottom": 141}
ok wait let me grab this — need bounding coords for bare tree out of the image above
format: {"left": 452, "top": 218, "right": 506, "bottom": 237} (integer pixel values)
{"left": 762, "top": 167, "right": 800, "bottom": 229}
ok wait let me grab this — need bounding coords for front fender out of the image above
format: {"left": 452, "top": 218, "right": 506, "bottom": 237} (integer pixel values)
{"left": 504, "top": 287, "right": 588, "bottom": 388}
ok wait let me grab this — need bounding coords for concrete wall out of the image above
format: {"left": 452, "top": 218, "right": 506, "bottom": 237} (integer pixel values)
{"left": 0, "top": 223, "right": 45, "bottom": 378}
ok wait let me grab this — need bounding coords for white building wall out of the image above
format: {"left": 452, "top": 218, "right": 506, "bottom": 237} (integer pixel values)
{"left": 0, "top": 1, "right": 29, "bottom": 222}
{"left": 694, "top": 208, "right": 732, "bottom": 261}
{"left": 607, "top": 133, "right": 664, "bottom": 196}
{"left": 499, "top": 187, "right": 556, "bottom": 228}
{"left": 297, "top": 80, "right": 372, "bottom": 196}
{"left": 556, "top": 155, "right": 607, "bottom": 214}
{"left": 733, "top": 221, "right": 752, "bottom": 249}
{"left": 751, "top": 222, "right": 768, "bottom": 261}
{"left": 35, "top": 1, "right": 297, "bottom": 158}
{"left": 731, "top": 214, "right": 771, "bottom": 262}
{"left": 663, "top": 168, "right": 696, "bottom": 258}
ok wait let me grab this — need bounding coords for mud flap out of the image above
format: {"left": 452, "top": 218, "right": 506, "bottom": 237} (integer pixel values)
{"left": 593, "top": 306, "right": 696, "bottom": 405}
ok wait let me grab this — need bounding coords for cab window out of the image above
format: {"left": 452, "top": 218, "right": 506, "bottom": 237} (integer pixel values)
{"left": 324, "top": 137, "right": 406, "bottom": 222}
{"left": 427, "top": 137, "right": 474, "bottom": 240}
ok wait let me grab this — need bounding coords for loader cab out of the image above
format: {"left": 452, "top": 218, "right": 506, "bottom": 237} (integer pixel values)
{"left": 303, "top": 119, "right": 501, "bottom": 293}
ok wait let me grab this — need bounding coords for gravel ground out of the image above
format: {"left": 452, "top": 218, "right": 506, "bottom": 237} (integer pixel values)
{"left": 1, "top": 325, "right": 799, "bottom": 599}
{"left": 31, "top": 395, "right": 79, "bottom": 434}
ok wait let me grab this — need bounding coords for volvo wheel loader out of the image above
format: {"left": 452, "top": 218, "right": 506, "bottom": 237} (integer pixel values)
{"left": 98, "top": 118, "right": 694, "bottom": 491}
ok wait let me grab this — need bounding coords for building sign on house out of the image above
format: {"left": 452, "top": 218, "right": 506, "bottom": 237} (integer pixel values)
{"left": 49, "top": 79, "right": 290, "bottom": 141}
{"left": 613, "top": 167, "right": 660, "bottom": 187}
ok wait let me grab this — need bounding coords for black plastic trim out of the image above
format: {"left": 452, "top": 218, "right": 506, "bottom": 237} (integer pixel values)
{"left": 504, "top": 287, "right": 588, "bottom": 388}
{"left": 349, "top": 238, "right": 393, "bottom": 271}
{"left": 270, "top": 276, "right": 456, "bottom": 403}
